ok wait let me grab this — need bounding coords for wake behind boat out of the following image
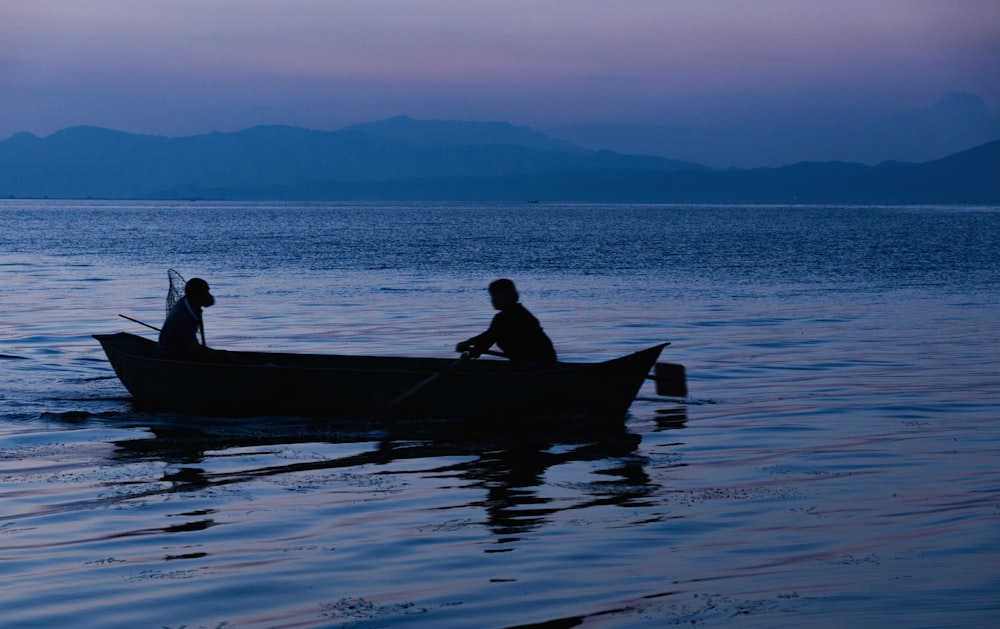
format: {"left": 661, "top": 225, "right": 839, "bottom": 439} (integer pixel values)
{"left": 94, "top": 332, "right": 681, "bottom": 423}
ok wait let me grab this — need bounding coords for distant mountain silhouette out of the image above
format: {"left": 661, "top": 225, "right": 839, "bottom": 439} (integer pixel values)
{"left": 0, "top": 117, "right": 996, "bottom": 202}
{"left": 547, "top": 91, "right": 1000, "bottom": 168}
{"left": 348, "top": 115, "right": 585, "bottom": 153}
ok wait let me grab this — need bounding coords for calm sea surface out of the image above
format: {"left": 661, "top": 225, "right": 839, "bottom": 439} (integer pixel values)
{"left": 1, "top": 200, "right": 998, "bottom": 628}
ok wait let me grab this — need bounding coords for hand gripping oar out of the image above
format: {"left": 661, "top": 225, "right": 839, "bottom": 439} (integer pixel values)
{"left": 389, "top": 352, "right": 471, "bottom": 408}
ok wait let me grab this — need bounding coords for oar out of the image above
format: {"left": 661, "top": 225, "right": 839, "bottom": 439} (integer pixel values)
{"left": 119, "top": 313, "right": 207, "bottom": 348}
{"left": 389, "top": 352, "right": 470, "bottom": 408}
{"left": 119, "top": 314, "right": 161, "bottom": 332}
{"left": 648, "top": 362, "right": 687, "bottom": 397}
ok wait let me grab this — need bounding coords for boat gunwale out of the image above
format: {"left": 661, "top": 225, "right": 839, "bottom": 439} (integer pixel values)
{"left": 93, "top": 332, "right": 668, "bottom": 379}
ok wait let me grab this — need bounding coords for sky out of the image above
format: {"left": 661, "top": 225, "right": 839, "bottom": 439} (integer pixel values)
{"left": 2, "top": 0, "right": 999, "bottom": 167}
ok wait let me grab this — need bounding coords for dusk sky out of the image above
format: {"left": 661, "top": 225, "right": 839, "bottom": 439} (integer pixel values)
{"left": 3, "top": 1, "right": 999, "bottom": 166}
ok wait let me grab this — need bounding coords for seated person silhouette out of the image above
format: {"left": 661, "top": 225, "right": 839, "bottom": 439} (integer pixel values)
{"left": 158, "top": 277, "right": 215, "bottom": 356}
{"left": 456, "top": 279, "right": 557, "bottom": 368}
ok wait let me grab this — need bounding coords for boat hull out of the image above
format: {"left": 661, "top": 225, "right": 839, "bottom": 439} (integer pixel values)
{"left": 94, "top": 333, "right": 668, "bottom": 422}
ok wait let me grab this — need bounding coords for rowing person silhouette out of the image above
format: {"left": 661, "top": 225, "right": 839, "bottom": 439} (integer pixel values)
{"left": 456, "top": 279, "right": 557, "bottom": 369}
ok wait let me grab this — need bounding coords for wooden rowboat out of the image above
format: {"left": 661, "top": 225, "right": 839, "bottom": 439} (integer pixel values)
{"left": 94, "top": 332, "right": 682, "bottom": 422}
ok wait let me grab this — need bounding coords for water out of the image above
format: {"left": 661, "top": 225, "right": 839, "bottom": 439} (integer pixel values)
{"left": 1, "top": 200, "right": 998, "bottom": 627}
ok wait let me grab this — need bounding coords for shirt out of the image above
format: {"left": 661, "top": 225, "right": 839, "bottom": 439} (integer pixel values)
{"left": 158, "top": 297, "right": 202, "bottom": 352}
{"left": 467, "top": 303, "right": 557, "bottom": 366}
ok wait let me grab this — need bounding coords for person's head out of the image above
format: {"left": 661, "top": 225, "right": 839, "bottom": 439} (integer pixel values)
{"left": 488, "top": 278, "right": 519, "bottom": 310}
{"left": 185, "top": 278, "right": 215, "bottom": 308}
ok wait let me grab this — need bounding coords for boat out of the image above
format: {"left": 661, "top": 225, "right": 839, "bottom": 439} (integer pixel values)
{"left": 93, "top": 332, "right": 682, "bottom": 422}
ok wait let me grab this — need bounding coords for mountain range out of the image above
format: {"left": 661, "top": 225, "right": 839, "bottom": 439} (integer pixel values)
{"left": 1, "top": 116, "right": 997, "bottom": 202}
{"left": 548, "top": 92, "right": 1000, "bottom": 169}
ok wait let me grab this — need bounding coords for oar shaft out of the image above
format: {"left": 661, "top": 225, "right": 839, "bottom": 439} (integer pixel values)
{"left": 390, "top": 353, "right": 470, "bottom": 407}
{"left": 119, "top": 314, "right": 161, "bottom": 332}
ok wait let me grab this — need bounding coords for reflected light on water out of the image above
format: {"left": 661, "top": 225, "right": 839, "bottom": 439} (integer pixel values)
{"left": 1, "top": 201, "right": 998, "bottom": 626}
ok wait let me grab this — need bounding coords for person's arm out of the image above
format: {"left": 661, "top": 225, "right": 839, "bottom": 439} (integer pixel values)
{"left": 456, "top": 331, "right": 493, "bottom": 356}
{"left": 456, "top": 316, "right": 500, "bottom": 356}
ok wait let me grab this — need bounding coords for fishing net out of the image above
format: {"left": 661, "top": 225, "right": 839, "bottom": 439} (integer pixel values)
{"left": 167, "top": 269, "right": 186, "bottom": 314}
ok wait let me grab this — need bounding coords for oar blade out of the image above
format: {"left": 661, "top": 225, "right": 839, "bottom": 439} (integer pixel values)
{"left": 654, "top": 362, "right": 687, "bottom": 397}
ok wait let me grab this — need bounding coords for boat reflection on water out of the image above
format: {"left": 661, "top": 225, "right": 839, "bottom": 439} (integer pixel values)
{"left": 654, "top": 405, "right": 688, "bottom": 432}
{"left": 450, "top": 433, "right": 647, "bottom": 542}
{"left": 106, "top": 411, "right": 687, "bottom": 542}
